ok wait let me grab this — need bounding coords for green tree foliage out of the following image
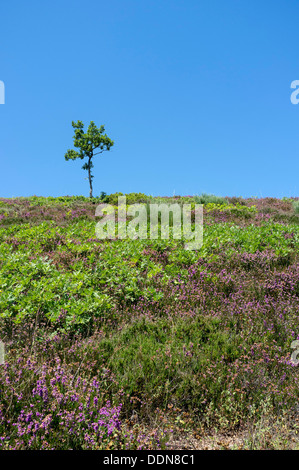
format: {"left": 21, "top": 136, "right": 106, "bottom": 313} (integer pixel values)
{"left": 65, "top": 121, "right": 114, "bottom": 198}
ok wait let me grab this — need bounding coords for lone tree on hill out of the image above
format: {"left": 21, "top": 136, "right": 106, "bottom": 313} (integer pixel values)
{"left": 64, "top": 120, "right": 114, "bottom": 198}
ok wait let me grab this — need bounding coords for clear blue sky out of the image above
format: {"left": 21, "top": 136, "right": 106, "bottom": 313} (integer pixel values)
{"left": 0, "top": 0, "right": 298, "bottom": 198}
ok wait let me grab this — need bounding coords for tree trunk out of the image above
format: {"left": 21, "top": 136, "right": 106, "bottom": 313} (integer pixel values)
{"left": 88, "top": 156, "right": 93, "bottom": 198}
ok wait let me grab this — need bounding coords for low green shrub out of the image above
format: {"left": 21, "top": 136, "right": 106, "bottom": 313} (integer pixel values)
{"left": 194, "top": 193, "right": 228, "bottom": 205}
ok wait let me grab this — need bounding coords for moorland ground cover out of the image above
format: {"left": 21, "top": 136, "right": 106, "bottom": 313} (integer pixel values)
{"left": 0, "top": 193, "right": 298, "bottom": 449}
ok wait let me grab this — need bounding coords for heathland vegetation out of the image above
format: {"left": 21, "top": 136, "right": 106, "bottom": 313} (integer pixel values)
{"left": 0, "top": 193, "right": 298, "bottom": 449}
